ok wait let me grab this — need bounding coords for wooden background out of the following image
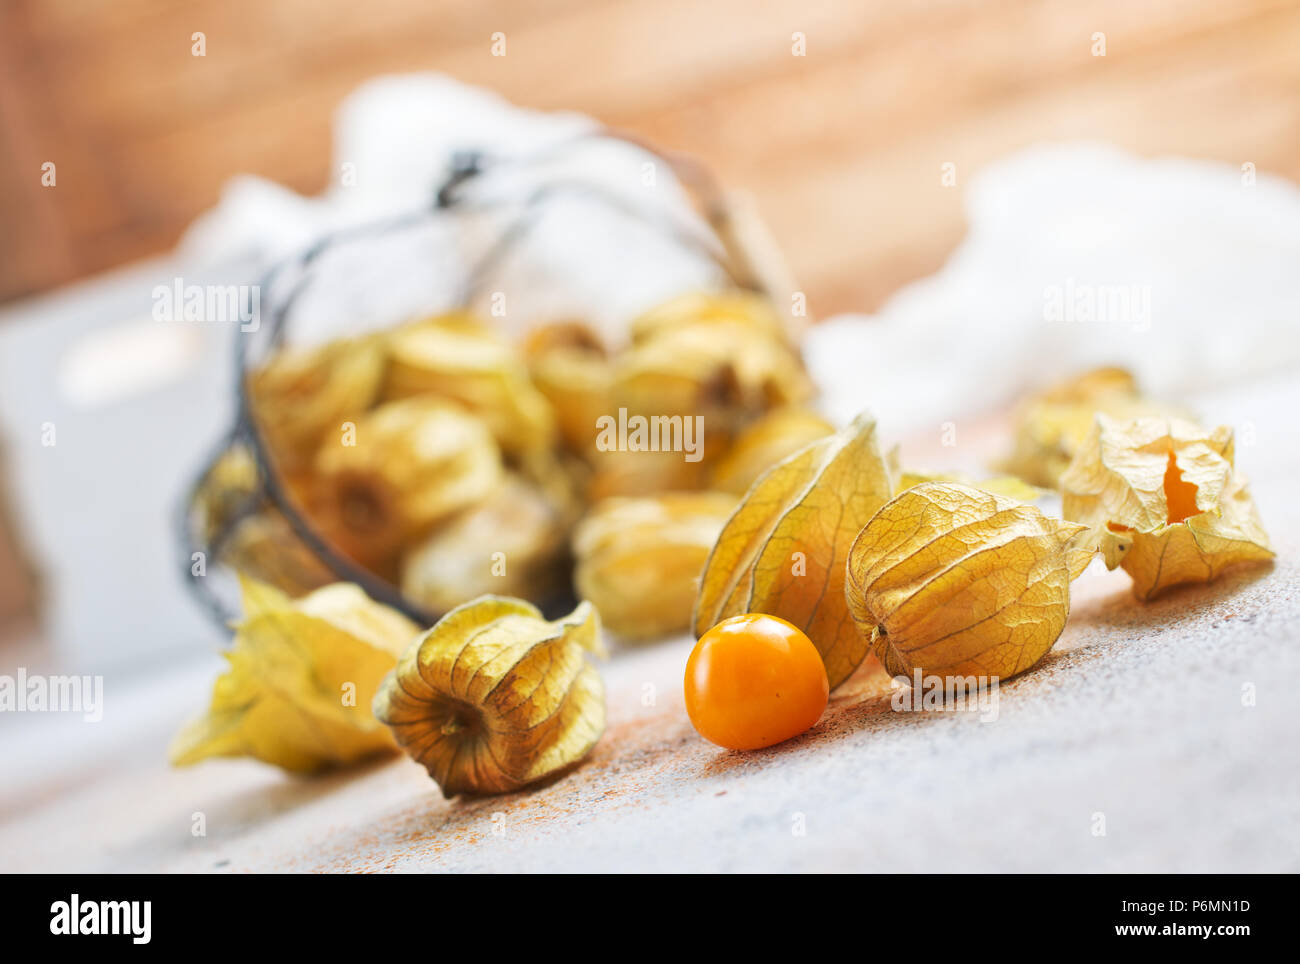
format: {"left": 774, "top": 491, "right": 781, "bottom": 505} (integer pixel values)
{"left": 2, "top": 0, "right": 1299, "bottom": 313}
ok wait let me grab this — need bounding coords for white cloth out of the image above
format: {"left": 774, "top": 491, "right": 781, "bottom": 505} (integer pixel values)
{"left": 178, "top": 74, "right": 723, "bottom": 347}
{"left": 805, "top": 143, "right": 1300, "bottom": 434}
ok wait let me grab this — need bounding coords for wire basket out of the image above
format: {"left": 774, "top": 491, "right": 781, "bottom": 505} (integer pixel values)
{"left": 180, "top": 129, "right": 796, "bottom": 627}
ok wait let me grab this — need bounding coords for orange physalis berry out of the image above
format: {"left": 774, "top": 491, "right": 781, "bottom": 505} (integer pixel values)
{"left": 684, "top": 614, "right": 828, "bottom": 751}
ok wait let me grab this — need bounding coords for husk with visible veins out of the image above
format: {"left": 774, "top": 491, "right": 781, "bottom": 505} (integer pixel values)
{"left": 1060, "top": 415, "right": 1273, "bottom": 600}
{"left": 170, "top": 578, "right": 420, "bottom": 772}
{"left": 373, "top": 596, "right": 606, "bottom": 797}
{"left": 845, "top": 482, "right": 1094, "bottom": 682}
{"left": 693, "top": 412, "right": 894, "bottom": 689}
{"left": 896, "top": 468, "right": 1045, "bottom": 504}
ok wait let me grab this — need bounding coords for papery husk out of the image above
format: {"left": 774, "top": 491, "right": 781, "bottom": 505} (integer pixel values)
{"left": 192, "top": 444, "right": 261, "bottom": 544}
{"left": 693, "top": 412, "right": 894, "bottom": 689}
{"left": 584, "top": 447, "right": 710, "bottom": 500}
{"left": 170, "top": 578, "right": 420, "bottom": 772}
{"left": 897, "top": 468, "right": 1045, "bottom": 503}
{"left": 614, "top": 304, "right": 813, "bottom": 447}
{"left": 382, "top": 312, "right": 555, "bottom": 455}
{"left": 629, "top": 290, "right": 792, "bottom": 347}
{"left": 524, "top": 322, "right": 613, "bottom": 456}
{"left": 401, "top": 476, "right": 571, "bottom": 614}
{"left": 710, "top": 407, "right": 836, "bottom": 495}
{"left": 247, "top": 336, "right": 386, "bottom": 472}
{"left": 574, "top": 492, "right": 737, "bottom": 640}
{"left": 192, "top": 445, "right": 337, "bottom": 596}
{"left": 846, "top": 482, "right": 1094, "bottom": 682}
{"left": 1060, "top": 415, "right": 1273, "bottom": 600}
{"left": 373, "top": 596, "right": 606, "bottom": 797}
{"left": 219, "top": 510, "right": 337, "bottom": 597}
{"left": 1000, "top": 366, "right": 1188, "bottom": 487}
{"left": 313, "top": 398, "right": 503, "bottom": 567}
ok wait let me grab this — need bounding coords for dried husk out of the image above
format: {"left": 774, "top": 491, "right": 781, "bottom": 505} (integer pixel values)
{"left": 192, "top": 444, "right": 261, "bottom": 543}
{"left": 191, "top": 445, "right": 336, "bottom": 595}
{"left": 312, "top": 397, "right": 503, "bottom": 566}
{"left": 373, "top": 596, "right": 606, "bottom": 797}
{"left": 382, "top": 313, "right": 556, "bottom": 455}
{"left": 897, "top": 468, "right": 1045, "bottom": 503}
{"left": 1000, "top": 366, "right": 1187, "bottom": 487}
{"left": 524, "top": 322, "right": 613, "bottom": 456}
{"left": 219, "top": 510, "right": 337, "bottom": 597}
{"left": 845, "top": 482, "right": 1093, "bottom": 682}
{"left": 710, "top": 407, "right": 836, "bottom": 495}
{"left": 247, "top": 336, "right": 386, "bottom": 472}
{"left": 170, "top": 578, "right": 419, "bottom": 772}
{"left": 584, "top": 447, "right": 710, "bottom": 500}
{"left": 614, "top": 298, "right": 813, "bottom": 448}
{"left": 401, "top": 475, "right": 571, "bottom": 614}
{"left": 574, "top": 492, "right": 737, "bottom": 640}
{"left": 629, "top": 290, "right": 792, "bottom": 346}
{"left": 693, "top": 412, "right": 894, "bottom": 689}
{"left": 1060, "top": 415, "right": 1273, "bottom": 600}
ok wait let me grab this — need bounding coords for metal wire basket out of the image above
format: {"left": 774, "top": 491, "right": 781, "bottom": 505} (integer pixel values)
{"left": 180, "top": 129, "right": 795, "bottom": 627}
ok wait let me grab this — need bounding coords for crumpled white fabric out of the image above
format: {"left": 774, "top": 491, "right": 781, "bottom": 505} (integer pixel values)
{"left": 804, "top": 143, "right": 1300, "bottom": 434}
{"left": 178, "top": 74, "right": 723, "bottom": 347}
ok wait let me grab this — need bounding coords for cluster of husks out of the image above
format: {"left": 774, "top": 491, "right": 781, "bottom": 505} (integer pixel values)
{"left": 195, "top": 291, "right": 825, "bottom": 635}
{"left": 695, "top": 382, "right": 1273, "bottom": 691}
{"left": 695, "top": 417, "right": 1096, "bottom": 688}
{"left": 173, "top": 579, "right": 610, "bottom": 798}
{"left": 182, "top": 341, "right": 1276, "bottom": 796}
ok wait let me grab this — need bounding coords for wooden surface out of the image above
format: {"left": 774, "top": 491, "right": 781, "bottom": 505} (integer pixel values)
{"left": 2, "top": 0, "right": 1299, "bottom": 311}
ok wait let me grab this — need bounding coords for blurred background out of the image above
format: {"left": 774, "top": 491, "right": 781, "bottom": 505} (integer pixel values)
{"left": 2, "top": 0, "right": 1299, "bottom": 875}
{"left": 4, "top": 0, "right": 1300, "bottom": 308}
{"left": 2, "top": 0, "right": 1299, "bottom": 664}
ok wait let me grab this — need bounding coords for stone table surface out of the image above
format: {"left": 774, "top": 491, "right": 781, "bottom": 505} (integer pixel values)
{"left": 1, "top": 375, "right": 1297, "bottom": 873}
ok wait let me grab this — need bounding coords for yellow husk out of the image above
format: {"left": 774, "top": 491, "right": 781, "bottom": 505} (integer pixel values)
{"left": 845, "top": 482, "right": 1093, "bottom": 681}
{"left": 170, "top": 578, "right": 420, "bottom": 772}
{"left": 1060, "top": 415, "right": 1273, "bottom": 600}
{"left": 372, "top": 596, "right": 606, "bottom": 797}
{"left": 693, "top": 412, "right": 894, "bottom": 688}
{"left": 574, "top": 492, "right": 737, "bottom": 640}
